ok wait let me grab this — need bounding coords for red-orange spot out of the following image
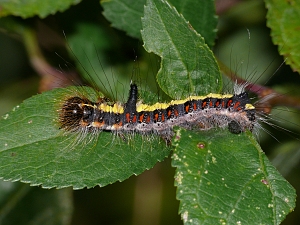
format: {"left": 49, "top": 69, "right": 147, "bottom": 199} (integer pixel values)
{"left": 234, "top": 101, "right": 241, "bottom": 109}
{"left": 215, "top": 101, "right": 220, "bottom": 107}
{"left": 146, "top": 115, "right": 150, "bottom": 123}
{"left": 154, "top": 113, "right": 159, "bottom": 121}
{"left": 193, "top": 103, "right": 197, "bottom": 110}
{"left": 132, "top": 115, "right": 137, "bottom": 123}
{"left": 161, "top": 113, "right": 165, "bottom": 122}
{"left": 185, "top": 105, "right": 189, "bottom": 113}
{"left": 202, "top": 101, "right": 207, "bottom": 108}
{"left": 174, "top": 109, "right": 179, "bottom": 117}
{"left": 125, "top": 113, "right": 130, "bottom": 123}
{"left": 209, "top": 101, "right": 213, "bottom": 107}
{"left": 139, "top": 114, "right": 144, "bottom": 122}
{"left": 167, "top": 109, "right": 172, "bottom": 117}
{"left": 227, "top": 100, "right": 232, "bottom": 107}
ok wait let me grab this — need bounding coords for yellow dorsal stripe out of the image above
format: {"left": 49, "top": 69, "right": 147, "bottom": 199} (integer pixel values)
{"left": 245, "top": 104, "right": 255, "bottom": 110}
{"left": 98, "top": 103, "right": 124, "bottom": 113}
{"left": 88, "top": 94, "right": 255, "bottom": 113}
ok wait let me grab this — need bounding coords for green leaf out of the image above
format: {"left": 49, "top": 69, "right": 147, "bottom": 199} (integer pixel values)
{"left": 172, "top": 128, "right": 296, "bottom": 224}
{"left": 102, "top": 0, "right": 217, "bottom": 47}
{"left": 0, "top": 181, "right": 72, "bottom": 225}
{"left": 0, "top": 0, "right": 81, "bottom": 18}
{"left": 168, "top": 0, "right": 217, "bottom": 48}
{"left": 0, "top": 87, "right": 171, "bottom": 189}
{"left": 141, "top": 0, "right": 221, "bottom": 98}
{"left": 101, "top": 0, "right": 145, "bottom": 39}
{"left": 265, "top": 0, "right": 300, "bottom": 73}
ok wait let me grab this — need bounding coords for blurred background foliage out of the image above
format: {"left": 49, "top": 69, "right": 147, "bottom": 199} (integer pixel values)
{"left": 0, "top": 0, "right": 299, "bottom": 224}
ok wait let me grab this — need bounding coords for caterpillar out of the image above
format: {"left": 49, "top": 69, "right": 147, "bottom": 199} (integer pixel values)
{"left": 58, "top": 82, "right": 256, "bottom": 144}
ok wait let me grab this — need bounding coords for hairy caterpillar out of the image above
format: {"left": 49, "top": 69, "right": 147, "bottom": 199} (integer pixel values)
{"left": 58, "top": 81, "right": 256, "bottom": 144}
